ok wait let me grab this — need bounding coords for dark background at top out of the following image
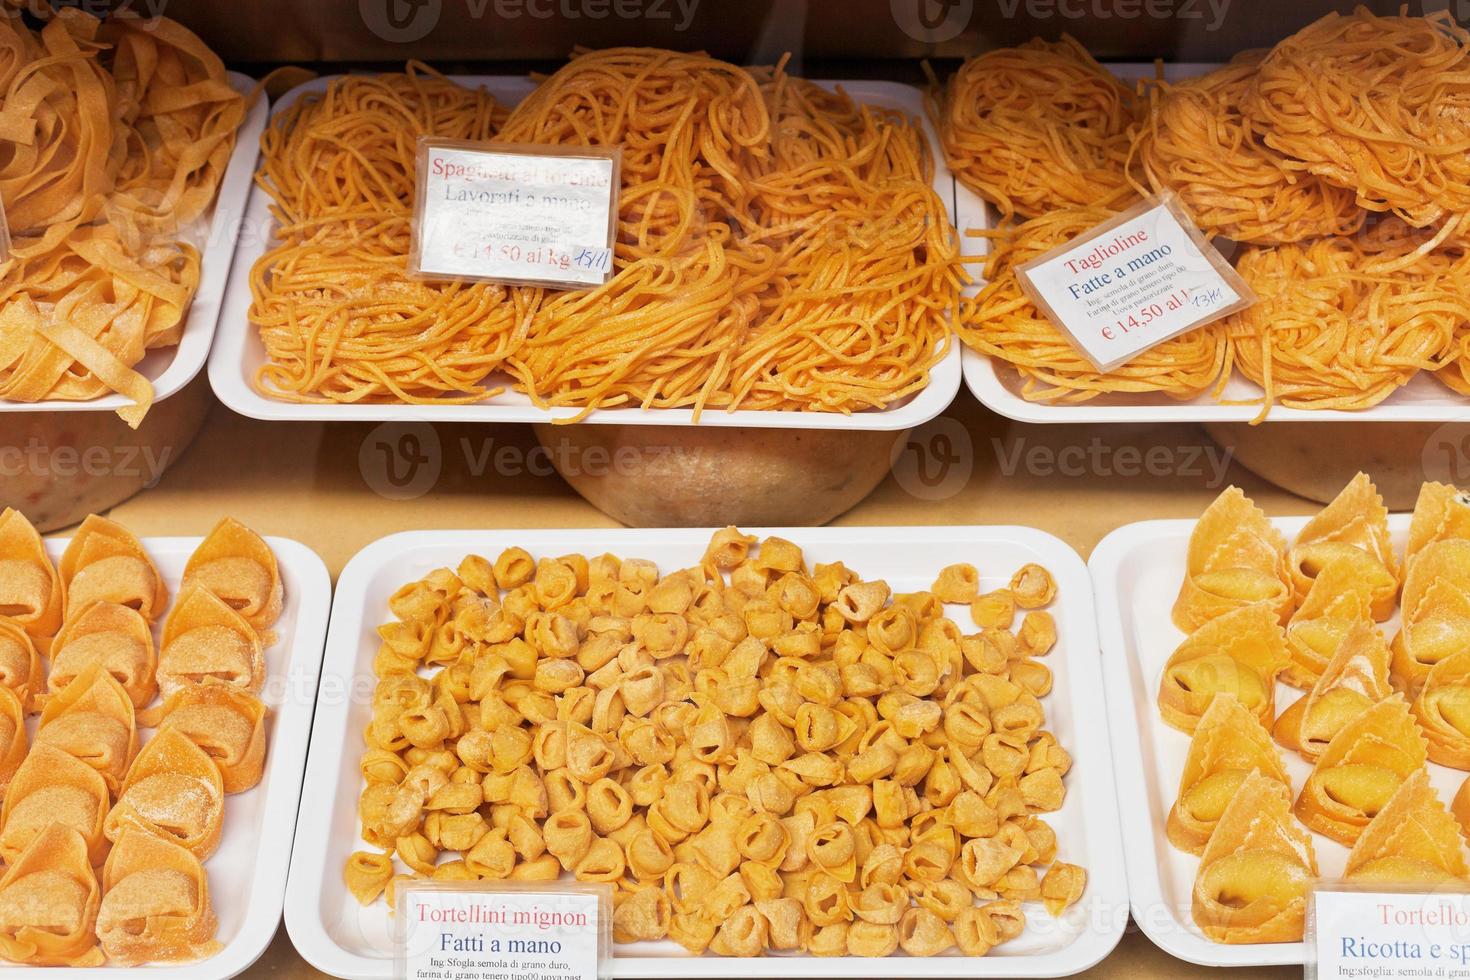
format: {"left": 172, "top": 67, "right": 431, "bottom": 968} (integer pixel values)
{"left": 151, "top": 0, "right": 1463, "bottom": 78}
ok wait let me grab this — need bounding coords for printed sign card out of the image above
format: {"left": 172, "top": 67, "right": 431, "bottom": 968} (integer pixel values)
{"left": 410, "top": 139, "right": 620, "bottom": 289}
{"left": 395, "top": 881, "right": 611, "bottom": 980}
{"left": 1014, "top": 193, "right": 1255, "bottom": 372}
{"left": 1308, "top": 885, "right": 1470, "bottom": 980}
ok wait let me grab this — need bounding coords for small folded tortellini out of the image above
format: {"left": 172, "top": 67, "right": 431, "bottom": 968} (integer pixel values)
{"left": 139, "top": 685, "right": 269, "bottom": 793}
{"left": 58, "top": 515, "right": 168, "bottom": 623}
{"left": 157, "top": 584, "right": 266, "bottom": 696}
{"left": 49, "top": 600, "right": 157, "bottom": 708}
{"left": 1411, "top": 651, "right": 1470, "bottom": 770}
{"left": 1393, "top": 539, "right": 1470, "bottom": 697}
{"left": 97, "top": 829, "right": 220, "bottom": 964}
{"left": 0, "top": 618, "right": 41, "bottom": 710}
{"left": 181, "top": 517, "right": 284, "bottom": 635}
{"left": 1405, "top": 481, "right": 1470, "bottom": 570}
{"left": 1287, "top": 472, "right": 1398, "bottom": 620}
{"left": 0, "top": 743, "right": 111, "bottom": 866}
{"left": 0, "top": 824, "right": 104, "bottom": 966}
{"left": 1157, "top": 602, "right": 1290, "bottom": 733}
{"left": 105, "top": 728, "right": 226, "bottom": 860}
{"left": 1295, "top": 694, "right": 1428, "bottom": 846}
{"left": 36, "top": 661, "right": 140, "bottom": 796}
{"left": 344, "top": 851, "right": 396, "bottom": 906}
{"left": 0, "top": 507, "right": 64, "bottom": 645}
{"left": 1274, "top": 618, "right": 1392, "bottom": 761}
{"left": 1172, "top": 486, "right": 1292, "bottom": 633}
{"left": 1343, "top": 769, "right": 1470, "bottom": 886}
{"left": 1192, "top": 769, "right": 1316, "bottom": 944}
{"left": 1167, "top": 694, "right": 1289, "bottom": 855}
{"left": 1282, "top": 550, "right": 1395, "bottom": 689}
{"left": 0, "top": 686, "right": 26, "bottom": 795}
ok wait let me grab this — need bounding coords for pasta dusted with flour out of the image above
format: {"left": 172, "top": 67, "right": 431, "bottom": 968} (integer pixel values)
{"left": 345, "top": 530, "right": 1085, "bottom": 957}
{"left": 250, "top": 51, "right": 960, "bottom": 418}
{"left": 0, "top": 8, "right": 245, "bottom": 424}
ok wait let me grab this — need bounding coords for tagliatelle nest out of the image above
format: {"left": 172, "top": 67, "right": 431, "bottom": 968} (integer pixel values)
{"left": 1130, "top": 53, "right": 1365, "bottom": 245}
{"left": 1225, "top": 232, "right": 1470, "bottom": 419}
{"left": 1244, "top": 7, "right": 1470, "bottom": 234}
{"left": 928, "top": 35, "right": 1139, "bottom": 220}
{"left": 956, "top": 206, "right": 1230, "bottom": 403}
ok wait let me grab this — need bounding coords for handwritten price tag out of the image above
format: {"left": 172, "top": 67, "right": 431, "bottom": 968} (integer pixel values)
{"left": 1014, "top": 193, "right": 1255, "bottom": 372}
{"left": 395, "top": 881, "right": 611, "bottom": 980}
{"left": 409, "top": 140, "right": 620, "bottom": 289}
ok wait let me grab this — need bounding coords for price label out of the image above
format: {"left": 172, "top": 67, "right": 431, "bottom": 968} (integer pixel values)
{"left": 394, "top": 881, "right": 611, "bottom": 980}
{"left": 410, "top": 139, "right": 620, "bottom": 289}
{"left": 1308, "top": 886, "right": 1470, "bottom": 980}
{"left": 1014, "top": 193, "right": 1255, "bottom": 372}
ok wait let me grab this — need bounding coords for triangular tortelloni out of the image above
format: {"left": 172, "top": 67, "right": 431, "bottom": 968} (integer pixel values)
{"left": 1168, "top": 693, "right": 1290, "bottom": 855}
{"left": 182, "top": 517, "right": 283, "bottom": 635}
{"left": 1275, "top": 618, "right": 1392, "bottom": 761}
{"left": 140, "top": 684, "right": 268, "bottom": 793}
{"left": 49, "top": 600, "right": 158, "bottom": 709}
{"left": 97, "top": 829, "right": 220, "bottom": 964}
{"left": 0, "top": 824, "right": 104, "bottom": 966}
{"left": 1157, "top": 602, "right": 1290, "bottom": 734}
{"left": 1282, "top": 549, "right": 1395, "bottom": 689}
{"left": 104, "top": 727, "right": 226, "bottom": 860}
{"left": 1295, "top": 694, "right": 1429, "bottom": 846}
{"left": 36, "top": 661, "right": 139, "bottom": 797}
{"left": 1393, "top": 539, "right": 1470, "bottom": 697}
{"left": 1288, "top": 472, "right": 1398, "bottom": 619}
{"left": 157, "top": 584, "right": 266, "bottom": 696}
{"left": 1405, "top": 481, "right": 1470, "bottom": 570}
{"left": 58, "top": 514, "right": 168, "bottom": 623}
{"left": 0, "top": 507, "right": 64, "bottom": 645}
{"left": 1452, "top": 774, "right": 1470, "bottom": 841}
{"left": 0, "top": 743, "right": 111, "bottom": 867}
{"left": 1192, "top": 769, "right": 1317, "bottom": 944}
{"left": 1172, "top": 487, "right": 1292, "bottom": 633}
{"left": 0, "top": 687, "right": 26, "bottom": 796}
{"left": 1345, "top": 769, "right": 1470, "bottom": 886}
{"left": 1412, "top": 650, "right": 1470, "bottom": 770}
{"left": 0, "top": 618, "right": 42, "bottom": 711}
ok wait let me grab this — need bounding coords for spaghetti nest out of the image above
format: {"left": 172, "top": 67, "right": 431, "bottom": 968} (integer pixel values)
{"left": 956, "top": 206, "right": 1229, "bottom": 402}
{"left": 1130, "top": 53, "right": 1364, "bottom": 244}
{"left": 0, "top": 8, "right": 241, "bottom": 424}
{"left": 929, "top": 35, "right": 1138, "bottom": 220}
{"left": 1226, "top": 230, "right": 1470, "bottom": 418}
{"left": 1245, "top": 7, "right": 1470, "bottom": 238}
{"left": 250, "top": 50, "right": 962, "bottom": 418}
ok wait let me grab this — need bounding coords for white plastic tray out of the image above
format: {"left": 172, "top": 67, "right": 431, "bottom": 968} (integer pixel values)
{"left": 956, "top": 63, "right": 1470, "bottom": 424}
{"left": 1090, "top": 513, "right": 1462, "bottom": 968}
{"left": 19, "top": 532, "right": 331, "bottom": 979}
{"left": 209, "top": 75, "right": 960, "bottom": 431}
{"left": 0, "top": 73, "right": 267, "bottom": 417}
{"left": 287, "top": 525, "right": 1126, "bottom": 978}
